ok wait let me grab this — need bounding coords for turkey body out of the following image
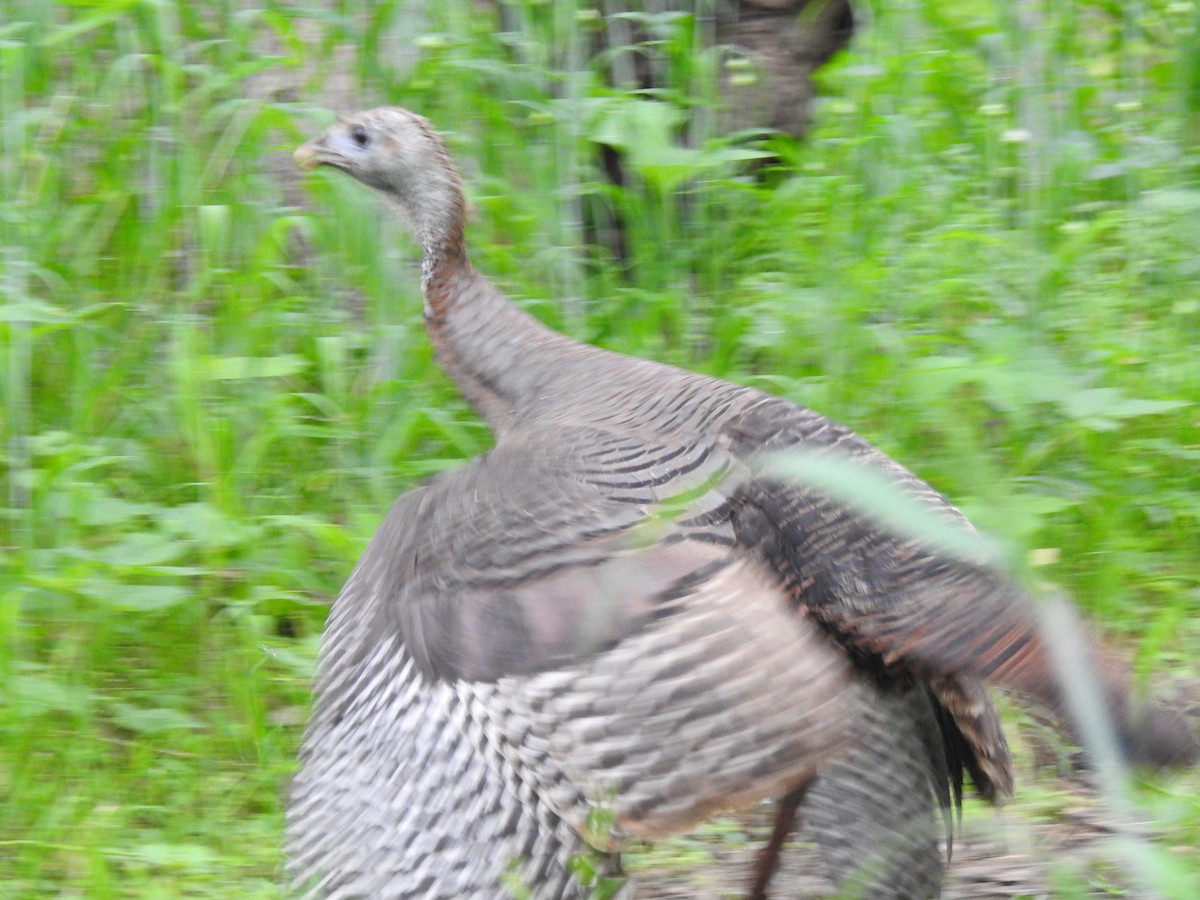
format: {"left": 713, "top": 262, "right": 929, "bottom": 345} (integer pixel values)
{"left": 286, "top": 108, "right": 1197, "bottom": 899}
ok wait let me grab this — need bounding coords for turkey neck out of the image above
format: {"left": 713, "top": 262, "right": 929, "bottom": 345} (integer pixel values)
{"left": 421, "top": 237, "right": 575, "bottom": 435}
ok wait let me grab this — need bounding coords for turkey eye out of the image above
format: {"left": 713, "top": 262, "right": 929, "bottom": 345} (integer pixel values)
{"left": 350, "top": 125, "right": 370, "bottom": 148}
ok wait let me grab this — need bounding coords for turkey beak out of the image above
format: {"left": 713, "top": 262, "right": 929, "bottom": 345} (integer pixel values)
{"left": 294, "top": 139, "right": 325, "bottom": 171}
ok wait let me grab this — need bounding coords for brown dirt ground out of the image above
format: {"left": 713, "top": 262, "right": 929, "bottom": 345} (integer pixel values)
{"left": 630, "top": 774, "right": 1182, "bottom": 898}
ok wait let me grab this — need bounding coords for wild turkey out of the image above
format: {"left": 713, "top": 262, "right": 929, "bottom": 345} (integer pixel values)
{"left": 286, "top": 108, "right": 1198, "bottom": 899}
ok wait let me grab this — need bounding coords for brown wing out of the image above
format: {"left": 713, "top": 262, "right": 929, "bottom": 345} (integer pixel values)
{"left": 463, "top": 546, "right": 860, "bottom": 845}
{"left": 386, "top": 428, "right": 739, "bottom": 683}
{"left": 726, "top": 395, "right": 1199, "bottom": 770}
{"left": 287, "top": 482, "right": 604, "bottom": 899}
{"left": 373, "top": 428, "right": 860, "bottom": 845}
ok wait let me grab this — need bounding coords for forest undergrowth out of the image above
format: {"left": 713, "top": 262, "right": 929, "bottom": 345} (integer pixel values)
{"left": 2, "top": 0, "right": 1198, "bottom": 896}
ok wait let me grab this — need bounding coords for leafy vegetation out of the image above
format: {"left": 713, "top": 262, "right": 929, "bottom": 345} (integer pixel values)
{"left": 2, "top": 0, "right": 1197, "bottom": 896}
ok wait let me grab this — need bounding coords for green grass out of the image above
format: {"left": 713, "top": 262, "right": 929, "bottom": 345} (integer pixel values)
{"left": 2, "top": 0, "right": 1198, "bottom": 896}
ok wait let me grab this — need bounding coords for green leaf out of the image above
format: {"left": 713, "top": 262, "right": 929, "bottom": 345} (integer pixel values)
{"left": 93, "top": 532, "right": 188, "bottom": 567}
{"left": 1060, "top": 387, "right": 1188, "bottom": 431}
{"left": 588, "top": 99, "right": 706, "bottom": 192}
{"left": 200, "top": 354, "right": 308, "bottom": 381}
{"left": 38, "top": 1, "right": 141, "bottom": 47}
{"left": 108, "top": 701, "right": 203, "bottom": 734}
{"left": 82, "top": 580, "right": 190, "bottom": 612}
{"left": 4, "top": 673, "right": 95, "bottom": 716}
{"left": 77, "top": 493, "right": 157, "bottom": 527}
{"left": 0, "top": 297, "right": 69, "bottom": 324}
{"left": 156, "top": 502, "right": 260, "bottom": 549}
{"left": 128, "top": 842, "right": 218, "bottom": 870}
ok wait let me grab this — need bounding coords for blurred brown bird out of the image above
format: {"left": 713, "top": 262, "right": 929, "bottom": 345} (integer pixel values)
{"left": 285, "top": 107, "right": 1198, "bottom": 899}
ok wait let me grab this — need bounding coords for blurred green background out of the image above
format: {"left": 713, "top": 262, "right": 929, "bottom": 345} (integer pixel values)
{"left": 2, "top": 0, "right": 1198, "bottom": 896}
